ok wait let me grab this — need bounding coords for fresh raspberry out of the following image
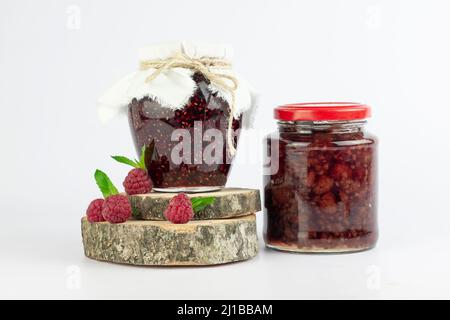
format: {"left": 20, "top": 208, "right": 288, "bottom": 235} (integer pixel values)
{"left": 123, "top": 168, "right": 153, "bottom": 195}
{"left": 86, "top": 199, "right": 105, "bottom": 223}
{"left": 102, "top": 195, "right": 131, "bottom": 224}
{"left": 164, "top": 193, "right": 194, "bottom": 224}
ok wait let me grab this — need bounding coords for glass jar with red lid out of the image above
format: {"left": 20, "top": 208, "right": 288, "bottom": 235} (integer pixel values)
{"left": 264, "top": 103, "right": 378, "bottom": 253}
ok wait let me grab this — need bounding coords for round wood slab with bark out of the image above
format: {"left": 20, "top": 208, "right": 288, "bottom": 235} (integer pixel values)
{"left": 130, "top": 188, "right": 261, "bottom": 220}
{"left": 81, "top": 214, "right": 258, "bottom": 266}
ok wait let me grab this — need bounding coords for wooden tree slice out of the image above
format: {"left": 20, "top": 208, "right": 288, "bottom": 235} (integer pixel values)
{"left": 81, "top": 215, "right": 258, "bottom": 266}
{"left": 130, "top": 188, "right": 261, "bottom": 220}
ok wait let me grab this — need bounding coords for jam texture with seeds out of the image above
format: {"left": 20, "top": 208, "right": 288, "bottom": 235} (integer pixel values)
{"left": 128, "top": 73, "right": 241, "bottom": 189}
{"left": 264, "top": 126, "right": 378, "bottom": 252}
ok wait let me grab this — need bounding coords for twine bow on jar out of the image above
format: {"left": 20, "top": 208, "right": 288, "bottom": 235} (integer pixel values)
{"left": 139, "top": 52, "right": 239, "bottom": 156}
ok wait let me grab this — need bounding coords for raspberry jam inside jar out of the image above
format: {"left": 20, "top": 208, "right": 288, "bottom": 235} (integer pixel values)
{"left": 128, "top": 73, "right": 241, "bottom": 192}
{"left": 264, "top": 103, "right": 378, "bottom": 253}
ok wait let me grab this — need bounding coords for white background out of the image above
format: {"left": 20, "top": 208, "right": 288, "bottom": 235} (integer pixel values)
{"left": 1, "top": 0, "right": 449, "bottom": 299}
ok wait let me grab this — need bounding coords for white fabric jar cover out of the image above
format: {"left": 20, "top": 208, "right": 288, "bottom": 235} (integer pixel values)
{"left": 97, "top": 42, "right": 257, "bottom": 127}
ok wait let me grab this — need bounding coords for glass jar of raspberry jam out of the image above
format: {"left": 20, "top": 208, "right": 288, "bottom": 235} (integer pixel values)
{"left": 128, "top": 72, "right": 241, "bottom": 192}
{"left": 264, "top": 103, "right": 378, "bottom": 253}
{"left": 96, "top": 42, "right": 258, "bottom": 193}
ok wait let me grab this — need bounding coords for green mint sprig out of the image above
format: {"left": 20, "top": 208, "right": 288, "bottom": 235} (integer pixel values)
{"left": 94, "top": 169, "right": 119, "bottom": 198}
{"left": 191, "top": 197, "right": 216, "bottom": 214}
{"left": 111, "top": 145, "right": 147, "bottom": 170}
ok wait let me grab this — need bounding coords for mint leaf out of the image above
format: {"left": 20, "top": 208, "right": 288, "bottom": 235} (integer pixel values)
{"left": 146, "top": 140, "right": 157, "bottom": 162}
{"left": 138, "top": 145, "right": 146, "bottom": 170}
{"left": 94, "top": 169, "right": 119, "bottom": 198}
{"left": 131, "top": 206, "right": 140, "bottom": 219}
{"left": 111, "top": 156, "right": 139, "bottom": 168}
{"left": 111, "top": 146, "right": 147, "bottom": 170}
{"left": 191, "top": 197, "right": 216, "bottom": 213}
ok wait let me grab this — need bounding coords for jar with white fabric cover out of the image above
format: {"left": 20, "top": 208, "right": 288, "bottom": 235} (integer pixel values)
{"left": 98, "top": 42, "right": 256, "bottom": 192}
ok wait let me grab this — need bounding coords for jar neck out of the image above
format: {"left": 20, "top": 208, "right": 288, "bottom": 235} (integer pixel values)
{"left": 277, "top": 120, "right": 367, "bottom": 134}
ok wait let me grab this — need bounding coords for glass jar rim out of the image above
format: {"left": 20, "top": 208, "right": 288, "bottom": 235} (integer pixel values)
{"left": 274, "top": 102, "right": 371, "bottom": 121}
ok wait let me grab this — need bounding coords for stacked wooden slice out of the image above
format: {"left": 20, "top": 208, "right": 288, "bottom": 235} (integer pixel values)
{"left": 81, "top": 188, "right": 261, "bottom": 266}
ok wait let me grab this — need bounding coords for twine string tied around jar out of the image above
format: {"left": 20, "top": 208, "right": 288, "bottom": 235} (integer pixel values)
{"left": 140, "top": 52, "right": 239, "bottom": 156}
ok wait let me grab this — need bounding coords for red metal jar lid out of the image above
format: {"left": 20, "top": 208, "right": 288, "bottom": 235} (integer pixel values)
{"left": 274, "top": 102, "right": 371, "bottom": 121}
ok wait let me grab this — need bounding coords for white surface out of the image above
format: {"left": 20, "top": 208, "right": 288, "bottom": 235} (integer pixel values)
{"left": 1, "top": 0, "right": 450, "bottom": 299}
